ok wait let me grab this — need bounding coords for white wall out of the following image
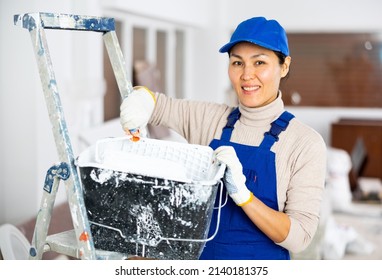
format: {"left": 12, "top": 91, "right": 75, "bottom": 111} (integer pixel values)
{"left": 218, "top": 0, "right": 382, "bottom": 32}
{"left": 0, "top": 0, "right": 69, "bottom": 226}
{"left": 1, "top": 0, "right": 382, "bottom": 226}
{"left": 101, "top": 0, "right": 216, "bottom": 28}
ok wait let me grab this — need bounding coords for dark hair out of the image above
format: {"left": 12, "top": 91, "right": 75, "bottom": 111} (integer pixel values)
{"left": 274, "top": 51, "right": 290, "bottom": 80}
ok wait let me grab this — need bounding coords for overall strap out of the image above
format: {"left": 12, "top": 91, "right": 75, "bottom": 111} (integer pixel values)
{"left": 260, "top": 111, "right": 295, "bottom": 150}
{"left": 220, "top": 107, "right": 241, "bottom": 141}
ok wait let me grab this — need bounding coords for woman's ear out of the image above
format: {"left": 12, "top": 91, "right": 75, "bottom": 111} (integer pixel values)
{"left": 281, "top": 56, "right": 292, "bottom": 78}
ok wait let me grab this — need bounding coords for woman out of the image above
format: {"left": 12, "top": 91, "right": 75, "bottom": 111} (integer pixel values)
{"left": 120, "top": 17, "right": 327, "bottom": 260}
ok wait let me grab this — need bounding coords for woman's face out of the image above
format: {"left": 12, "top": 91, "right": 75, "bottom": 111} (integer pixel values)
{"left": 228, "top": 42, "right": 291, "bottom": 108}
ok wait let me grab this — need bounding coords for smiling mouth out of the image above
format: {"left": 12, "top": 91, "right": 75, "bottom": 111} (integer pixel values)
{"left": 242, "top": 86, "right": 260, "bottom": 91}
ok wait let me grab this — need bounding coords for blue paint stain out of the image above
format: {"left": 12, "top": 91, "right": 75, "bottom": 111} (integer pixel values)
{"left": 43, "top": 162, "right": 70, "bottom": 193}
{"left": 37, "top": 30, "right": 45, "bottom": 56}
{"left": 82, "top": 17, "right": 115, "bottom": 31}
{"left": 65, "top": 15, "right": 115, "bottom": 32}
{"left": 29, "top": 247, "right": 37, "bottom": 257}
{"left": 18, "top": 14, "right": 37, "bottom": 31}
{"left": 45, "top": 13, "right": 115, "bottom": 32}
{"left": 48, "top": 79, "right": 57, "bottom": 91}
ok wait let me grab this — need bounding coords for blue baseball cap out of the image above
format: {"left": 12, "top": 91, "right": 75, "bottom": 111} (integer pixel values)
{"left": 219, "top": 17, "right": 289, "bottom": 56}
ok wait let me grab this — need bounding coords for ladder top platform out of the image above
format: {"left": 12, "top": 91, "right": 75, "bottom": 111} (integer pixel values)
{"left": 14, "top": 12, "right": 115, "bottom": 32}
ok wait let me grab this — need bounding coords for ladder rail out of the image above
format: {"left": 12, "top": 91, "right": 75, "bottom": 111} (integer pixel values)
{"left": 103, "top": 31, "right": 133, "bottom": 99}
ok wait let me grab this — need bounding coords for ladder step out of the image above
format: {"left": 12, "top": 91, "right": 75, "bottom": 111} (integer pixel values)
{"left": 45, "top": 230, "right": 131, "bottom": 259}
{"left": 45, "top": 230, "right": 79, "bottom": 258}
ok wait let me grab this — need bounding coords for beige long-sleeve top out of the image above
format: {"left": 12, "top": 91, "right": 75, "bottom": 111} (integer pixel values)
{"left": 149, "top": 92, "right": 327, "bottom": 253}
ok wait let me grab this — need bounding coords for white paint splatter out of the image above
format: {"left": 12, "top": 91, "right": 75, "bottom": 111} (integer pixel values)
{"left": 90, "top": 168, "right": 114, "bottom": 184}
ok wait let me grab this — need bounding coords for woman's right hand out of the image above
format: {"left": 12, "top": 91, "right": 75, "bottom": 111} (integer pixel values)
{"left": 120, "top": 86, "right": 156, "bottom": 133}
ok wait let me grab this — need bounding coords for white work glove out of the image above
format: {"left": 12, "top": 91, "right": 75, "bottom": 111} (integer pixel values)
{"left": 120, "top": 86, "right": 156, "bottom": 133}
{"left": 214, "top": 146, "right": 253, "bottom": 206}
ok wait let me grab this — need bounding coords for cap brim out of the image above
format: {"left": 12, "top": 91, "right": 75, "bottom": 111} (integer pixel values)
{"left": 219, "top": 39, "right": 286, "bottom": 55}
{"left": 219, "top": 41, "right": 237, "bottom": 53}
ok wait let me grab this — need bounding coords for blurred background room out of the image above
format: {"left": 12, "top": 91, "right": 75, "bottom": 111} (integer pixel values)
{"left": 0, "top": 0, "right": 381, "bottom": 260}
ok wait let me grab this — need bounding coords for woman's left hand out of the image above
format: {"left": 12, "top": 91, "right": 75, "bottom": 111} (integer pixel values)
{"left": 214, "top": 146, "right": 253, "bottom": 206}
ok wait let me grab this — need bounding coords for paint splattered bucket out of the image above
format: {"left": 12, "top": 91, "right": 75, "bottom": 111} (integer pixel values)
{"left": 75, "top": 137, "right": 225, "bottom": 260}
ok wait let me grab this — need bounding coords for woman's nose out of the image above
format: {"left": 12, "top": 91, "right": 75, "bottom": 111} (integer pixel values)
{"left": 241, "top": 66, "right": 255, "bottom": 80}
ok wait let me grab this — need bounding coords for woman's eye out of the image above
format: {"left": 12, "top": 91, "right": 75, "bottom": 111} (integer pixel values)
{"left": 255, "top": 61, "right": 265, "bottom": 65}
{"left": 232, "top": 61, "right": 242, "bottom": 66}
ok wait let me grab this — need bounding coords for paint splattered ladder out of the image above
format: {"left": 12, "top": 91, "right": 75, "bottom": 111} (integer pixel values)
{"left": 14, "top": 12, "right": 135, "bottom": 260}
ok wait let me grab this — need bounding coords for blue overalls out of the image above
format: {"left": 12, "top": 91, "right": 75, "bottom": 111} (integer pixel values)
{"left": 199, "top": 108, "right": 294, "bottom": 260}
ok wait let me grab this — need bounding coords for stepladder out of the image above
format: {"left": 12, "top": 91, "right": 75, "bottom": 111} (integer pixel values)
{"left": 14, "top": 12, "right": 134, "bottom": 260}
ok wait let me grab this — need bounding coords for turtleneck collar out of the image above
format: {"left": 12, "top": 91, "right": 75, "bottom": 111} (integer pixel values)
{"left": 238, "top": 91, "right": 285, "bottom": 127}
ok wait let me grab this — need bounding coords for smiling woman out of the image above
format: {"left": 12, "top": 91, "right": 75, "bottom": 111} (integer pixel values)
{"left": 119, "top": 16, "right": 327, "bottom": 260}
{"left": 227, "top": 43, "right": 291, "bottom": 108}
